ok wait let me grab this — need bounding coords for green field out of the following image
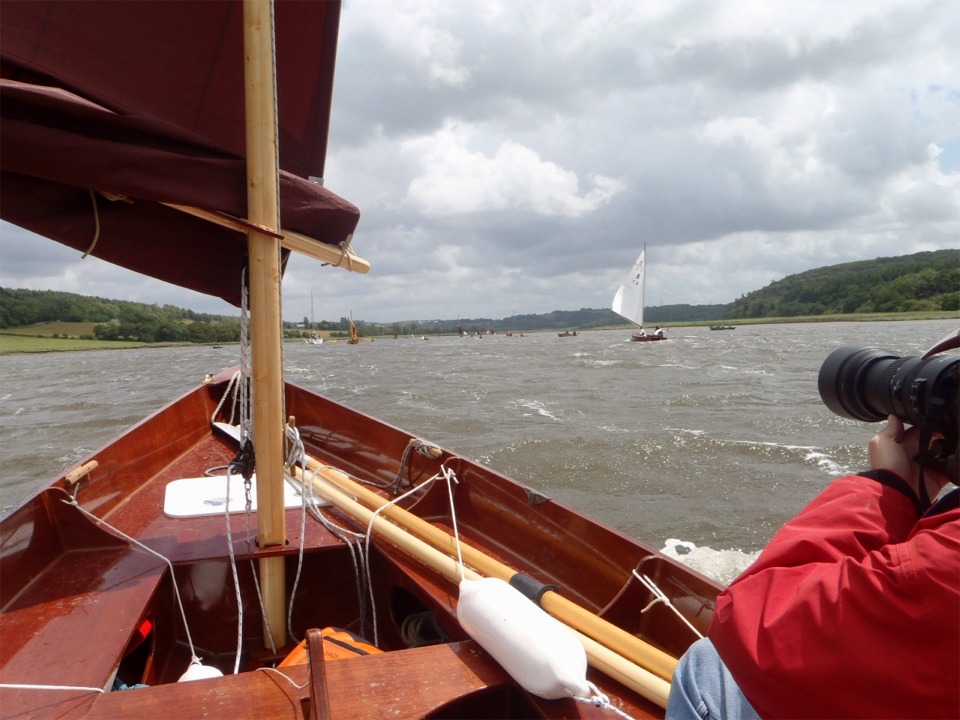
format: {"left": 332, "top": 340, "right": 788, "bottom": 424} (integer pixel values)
{"left": 1, "top": 321, "right": 101, "bottom": 338}
{"left": 0, "top": 321, "right": 152, "bottom": 354}
{"left": 0, "top": 333, "right": 150, "bottom": 354}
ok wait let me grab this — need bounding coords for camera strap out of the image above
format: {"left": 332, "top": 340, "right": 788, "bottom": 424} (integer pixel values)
{"left": 915, "top": 371, "right": 953, "bottom": 511}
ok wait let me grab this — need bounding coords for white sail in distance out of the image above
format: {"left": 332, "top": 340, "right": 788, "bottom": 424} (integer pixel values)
{"left": 611, "top": 244, "right": 646, "bottom": 327}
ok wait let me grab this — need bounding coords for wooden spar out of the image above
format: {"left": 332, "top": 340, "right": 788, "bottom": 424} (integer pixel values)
{"left": 298, "top": 456, "right": 679, "bottom": 682}
{"left": 160, "top": 202, "right": 371, "bottom": 274}
{"left": 287, "top": 465, "right": 672, "bottom": 709}
{"left": 243, "top": 0, "right": 286, "bottom": 647}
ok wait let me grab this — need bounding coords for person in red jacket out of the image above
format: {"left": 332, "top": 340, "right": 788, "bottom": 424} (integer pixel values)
{"left": 667, "top": 415, "right": 959, "bottom": 719}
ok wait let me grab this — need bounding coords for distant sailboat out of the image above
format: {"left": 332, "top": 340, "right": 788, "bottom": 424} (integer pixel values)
{"left": 305, "top": 291, "right": 324, "bottom": 344}
{"left": 348, "top": 312, "right": 360, "bottom": 344}
{"left": 611, "top": 243, "right": 666, "bottom": 342}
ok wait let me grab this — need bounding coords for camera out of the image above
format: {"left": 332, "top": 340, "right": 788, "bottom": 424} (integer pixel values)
{"left": 818, "top": 346, "right": 958, "bottom": 436}
{"left": 818, "top": 339, "right": 958, "bottom": 482}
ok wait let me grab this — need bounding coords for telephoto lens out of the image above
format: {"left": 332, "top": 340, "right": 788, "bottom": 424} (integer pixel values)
{"left": 818, "top": 346, "right": 958, "bottom": 437}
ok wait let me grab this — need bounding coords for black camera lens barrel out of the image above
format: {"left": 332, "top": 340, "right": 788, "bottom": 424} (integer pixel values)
{"left": 818, "top": 345, "right": 959, "bottom": 435}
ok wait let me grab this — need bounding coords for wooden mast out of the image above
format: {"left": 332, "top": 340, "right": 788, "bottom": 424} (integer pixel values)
{"left": 243, "top": 0, "right": 287, "bottom": 648}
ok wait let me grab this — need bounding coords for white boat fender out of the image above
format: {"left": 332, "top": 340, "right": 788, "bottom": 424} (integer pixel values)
{"left": 177, "top": 660, "right": 224, "bottom": 683}
{"left": 457, "top": 576, "right": 590, "bottom": 700}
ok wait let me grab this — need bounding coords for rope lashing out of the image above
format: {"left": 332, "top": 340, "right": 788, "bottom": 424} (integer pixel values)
{"left": 391, "top": 438, "right": 443, "bottom": 492}
{"left": 321, "top": 235, "right": 356, "bottom": 271}
{"left": 633, "top": 570, "right": 703, "bottom": 640}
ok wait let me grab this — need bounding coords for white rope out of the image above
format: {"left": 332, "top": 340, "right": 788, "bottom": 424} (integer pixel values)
{"left": 440, "top": 466, "right": 465, "bottom": 582}
{"left": 256, "top": 666, "right": 309, "bottom": 691}
{"left": 297, "top": 470, "right": 371, "bottom": 638}
{"left": 284, "top": 424, "right": 311, "bottom": 644}
{"left": 573, "top": 680, "right": 637, "bottom": 719}
{"left": 248, "top": 557, "right": 278, "bottom": 654}
{"left": 210, "top": 370, "right": 243, "bottom": 426}
{"left": 223, "top": 469, "right": 245, "bottom": 674}
{"left": 632, "top": 570, "right": 704, "bottom": 640}
{"left": 0, "top": 683, "right": 105, "bottom": 694}
{"left": 60, "top": 496, "right": 202, "bottom": 666}
{"left": 362, "top": 471, "right": 443, "bottom": 646}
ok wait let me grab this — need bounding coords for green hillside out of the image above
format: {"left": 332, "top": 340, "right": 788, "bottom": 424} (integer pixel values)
{"left": 725, "top": 250, "right": 958, "bottom": 319}
{"left": 1, "top": 250, "right": 956, "bottom": 342}
{"left": 0, "top": 288, "right": 240, "bottom": 343}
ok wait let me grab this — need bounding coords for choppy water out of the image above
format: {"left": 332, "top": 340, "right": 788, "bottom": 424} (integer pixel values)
{"left": 2, "top": 320, "right": 955, "bottom": 583}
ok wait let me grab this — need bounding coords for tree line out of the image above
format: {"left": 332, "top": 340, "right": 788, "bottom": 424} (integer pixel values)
{"left": 2, "top": 250, "right": 955, "bottom": 341}
{"left": 0, "top": 288, "right": 241, "bottom": 343}
{"left": 724, "top": 250, "right": 959, "bottom": 319}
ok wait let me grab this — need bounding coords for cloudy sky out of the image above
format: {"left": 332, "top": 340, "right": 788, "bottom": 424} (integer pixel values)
{"left": 2, "top": 0, "right": 958, "bottom": 323}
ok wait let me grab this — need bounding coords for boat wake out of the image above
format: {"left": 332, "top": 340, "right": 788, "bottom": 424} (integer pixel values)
{"left": 660, "top": 539, "right": 759, "bottom": 587}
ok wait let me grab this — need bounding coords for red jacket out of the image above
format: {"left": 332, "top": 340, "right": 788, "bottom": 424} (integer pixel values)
{"left": 709, "top": 473, "right": 960, "bottom": 719}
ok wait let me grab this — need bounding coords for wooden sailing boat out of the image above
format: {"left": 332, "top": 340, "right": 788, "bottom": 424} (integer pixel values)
{"left": 612, "top": 244, "right": 667, "bottom": 342}
{"left": 348, "top": 312, "right": 360, "bottom": 344}
{"left": 306, "top": 292, "right": 324, "bottom": 344}
{"left": 0, "top": 2, "right": 717, "bottom": 718}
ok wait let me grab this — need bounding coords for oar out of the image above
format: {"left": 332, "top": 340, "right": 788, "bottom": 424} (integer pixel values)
{"left": 296, "top": 455, "right": 679, "bottom": 682}
{"left": 287, "top": 463, "right": 672, "bottom": 708}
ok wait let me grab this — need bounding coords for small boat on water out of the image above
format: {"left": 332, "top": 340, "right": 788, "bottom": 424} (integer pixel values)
{"left": 0, "top": 2, "right": 720, "bottom": 718}
{"left": 558, "top": 330, "right": 579, "bottom": 337}
{"left": 306, "top": 293, "right": 324, "bottom": 343}
{"left": 709, "top": 325, "right": 736, "bottom": 331}
{"left": 348, "top": 314, "right": 360, "bottom": 345}
{"left": 611, "top": 244, "right": 667, "bottom": 342}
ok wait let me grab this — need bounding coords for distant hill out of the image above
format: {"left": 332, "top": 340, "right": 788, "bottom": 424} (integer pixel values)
{"left": 724, "top": 249, "right": 958, "bottom": 319}
{"left": 448, "top": 303, "right": 732, "bottom": 333}
{"left": 0, "top": 288, "right": 240, "bottom": 343}
{"left": 1, "top": 250, "right": 956, "bottom": 339}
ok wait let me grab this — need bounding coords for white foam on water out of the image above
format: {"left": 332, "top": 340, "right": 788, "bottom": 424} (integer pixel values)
{"left": 514, "top": 399, "right": 560, "bottom": 421}
{"left": 726, "top": 439, "right": 855, "bottom": 477}
{"left": 661, "top": 538, "right": 760, "bottom": 587}
{"left": 804, "top": 449, "right": 851, "bottom": 477}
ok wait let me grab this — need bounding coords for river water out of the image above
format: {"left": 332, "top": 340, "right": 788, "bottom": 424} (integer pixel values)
{"left": 1, "top": 320, "right": 955, "bottom": 583}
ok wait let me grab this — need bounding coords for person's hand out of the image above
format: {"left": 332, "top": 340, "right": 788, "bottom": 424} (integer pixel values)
{"left": 869, "top": 415, "right": 951, "bottom": 501}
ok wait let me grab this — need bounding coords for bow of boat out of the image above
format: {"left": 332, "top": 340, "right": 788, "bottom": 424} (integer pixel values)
{"left": 0, "top": 373, "right": 719, "bottom": 719}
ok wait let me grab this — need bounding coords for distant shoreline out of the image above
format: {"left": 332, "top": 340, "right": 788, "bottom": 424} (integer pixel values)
{"left": 1, "top": 311, "right": 955, "bottom": 355}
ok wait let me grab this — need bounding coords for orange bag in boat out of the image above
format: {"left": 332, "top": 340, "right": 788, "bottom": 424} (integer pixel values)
{"left": 278, "top": 627, "right": 381, "bottom": 667}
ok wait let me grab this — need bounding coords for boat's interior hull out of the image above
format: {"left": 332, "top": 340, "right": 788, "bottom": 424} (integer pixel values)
{"left": 1, "top": 371, "right": 719, "bottom": 718}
